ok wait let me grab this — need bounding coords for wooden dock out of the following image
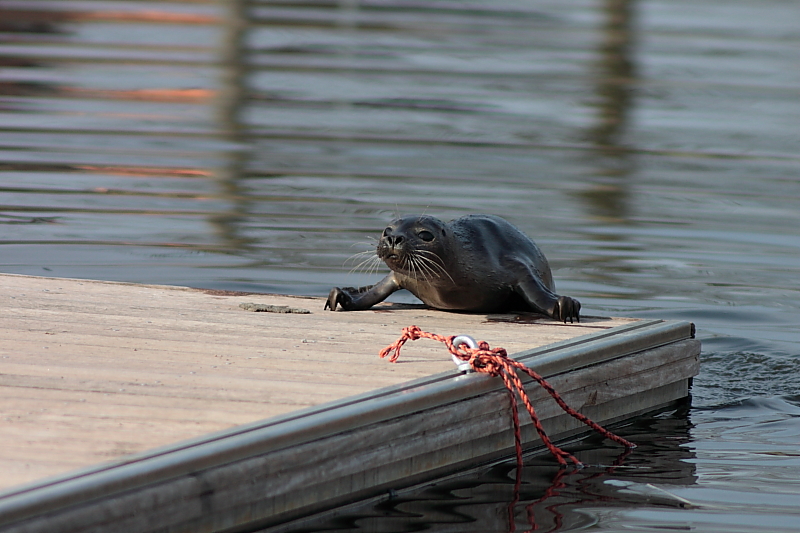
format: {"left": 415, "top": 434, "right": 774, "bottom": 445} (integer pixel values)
{"left": 0, "top": 274, "right": 699, "bottom": 532}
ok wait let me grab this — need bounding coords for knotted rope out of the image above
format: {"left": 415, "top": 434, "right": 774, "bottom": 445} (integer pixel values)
{"left": 380, "top": 325, "right": 636, "bottom": 469}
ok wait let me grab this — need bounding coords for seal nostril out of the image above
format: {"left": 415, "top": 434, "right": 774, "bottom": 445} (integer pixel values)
{"left": 385, "top": 234, "right": 404, "bottom": 247}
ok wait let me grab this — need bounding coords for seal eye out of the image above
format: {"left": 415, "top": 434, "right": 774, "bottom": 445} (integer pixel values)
{"left": 418, "top": 230, "right": 434, "bottom": 242}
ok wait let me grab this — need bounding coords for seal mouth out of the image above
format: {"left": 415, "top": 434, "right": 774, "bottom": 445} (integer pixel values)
{"left": 378, "top": 244, "right": 407, "bottom": 271}
{"left": 377, "top": 239, "right": 400, "bottom": 258}
{"left": 381, "top": 253, "right": 403, "bottom": 269}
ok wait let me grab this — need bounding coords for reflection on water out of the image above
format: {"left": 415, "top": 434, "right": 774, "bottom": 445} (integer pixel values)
{"left": 2, "top": 0, "right": 800, "bottom": 531}
{"left": 581, "top": 0, "right": 637, "bottom": 224}
{"left": 274, "top": 406, "right": 697, "bottom": 533}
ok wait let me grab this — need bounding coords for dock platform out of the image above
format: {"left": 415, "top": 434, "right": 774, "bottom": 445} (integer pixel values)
{"left": 0, "top": 274, "right": 699, "bottom": 532}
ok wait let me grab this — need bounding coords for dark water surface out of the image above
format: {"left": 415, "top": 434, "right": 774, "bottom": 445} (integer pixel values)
{"left": 2, "top": 0, "right": 800, "bottom": 531}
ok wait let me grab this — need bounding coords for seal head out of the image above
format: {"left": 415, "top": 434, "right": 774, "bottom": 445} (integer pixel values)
{"left": 377, "top": 215, "right": 452, "bottom": 286}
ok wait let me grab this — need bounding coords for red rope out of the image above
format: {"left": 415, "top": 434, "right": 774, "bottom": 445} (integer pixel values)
{"left": 380, "top": 325, "right": 636, "bottom": 469}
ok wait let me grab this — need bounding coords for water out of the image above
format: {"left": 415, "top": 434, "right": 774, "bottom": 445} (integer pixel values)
{"left": 1, "top": 0, "right": 800, "bottom": 531}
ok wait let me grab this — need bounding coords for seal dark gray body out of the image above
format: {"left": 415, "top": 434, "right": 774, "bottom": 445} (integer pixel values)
{"left": 325, "top": 214, "right": 581, "bottom": 322}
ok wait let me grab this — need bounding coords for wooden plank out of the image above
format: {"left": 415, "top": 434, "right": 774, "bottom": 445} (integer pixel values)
{"left": 0, "top": 273, "right": 633, "bottom": 492}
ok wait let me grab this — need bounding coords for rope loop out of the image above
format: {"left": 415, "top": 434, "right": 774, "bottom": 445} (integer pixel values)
{"left": 380, "top": 326, "right": 636, "bottom": 469}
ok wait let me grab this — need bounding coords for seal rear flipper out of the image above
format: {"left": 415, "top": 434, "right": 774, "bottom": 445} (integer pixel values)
{"left": 325, "top": 274, "right": 401, "bottom": 311}
{"left": 552, "top": 295, "right": 581, "bottom": 323}
{"left": 513, "top": 275, "right": 581, "bottom": 323}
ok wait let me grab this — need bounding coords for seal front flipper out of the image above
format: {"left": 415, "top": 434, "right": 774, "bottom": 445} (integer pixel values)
{"left": 512, "top": 270, "right": 581, "bottom": 323}
{"left": 325, "top": 274, "right": 401, "bottom": 311}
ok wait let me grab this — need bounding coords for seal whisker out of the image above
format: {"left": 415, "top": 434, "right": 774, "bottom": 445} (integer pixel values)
{"left": 345, "top": 248, "right": 378, "bottom": 261}
{"left": 412, "top": 256, "right": 426, "bottom": 282}
{"left": 368, "top": 256, "right": 384, "bottom": 276}
{"left": 348, "top": 257, "right": 379, "bottom": 275}
{"left": 403, "top": 255, "right": 419, "bottom": 281}
{"left": 416, "top": 250, "right": 455, "bottom": 283}
{"left": 350, "top": 238, "right": 377, "bottom": 248}
{"left": 347, "top": 252, "right": 383, "bottom": 275}
{"left": 344, "top": 250, "right": 378, "bottom": 266}
{"left": 412, "top": 255, "right": 431, "bottom": 283}
{"left": 405, "top": 255, "right": 418, "bottom": 281}
{"left": 370, "top": 255, "right": 386, "bottom": 276}
{"left": 421, "top": 252, "right": 446, "bottom": 283}
{"left": 346, "top": 254, "right": 377, "bottom": 268}
{"left": 411, "top": 253, "right": 440, "bottom": 283}
{"left": 409, "top": 254, "right": 433, "bottom": 282}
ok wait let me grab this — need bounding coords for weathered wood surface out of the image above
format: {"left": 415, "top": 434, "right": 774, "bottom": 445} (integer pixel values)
{"left": 0, "top": 273, "right": 634, "bottom": 492}
{"left": 0, "top": 318, "right": 698, "bottom": 533}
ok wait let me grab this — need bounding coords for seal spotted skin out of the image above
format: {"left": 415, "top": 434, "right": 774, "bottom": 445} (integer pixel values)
{"left": 325, "top": 214, "right": 581, "bottom": 322}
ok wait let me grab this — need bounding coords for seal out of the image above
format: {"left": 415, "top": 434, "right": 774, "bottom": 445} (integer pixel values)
{"left": 325, "top": 214, "right": 581, "bottom": 322}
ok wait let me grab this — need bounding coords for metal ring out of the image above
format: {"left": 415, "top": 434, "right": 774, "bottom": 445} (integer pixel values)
{"left": 451, "top": 335, "right": 477, "bottom": 373}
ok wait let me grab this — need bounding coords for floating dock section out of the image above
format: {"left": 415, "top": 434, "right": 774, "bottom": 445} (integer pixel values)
{"left": 0, "top": 274, "right": 700, "bottom": 532}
